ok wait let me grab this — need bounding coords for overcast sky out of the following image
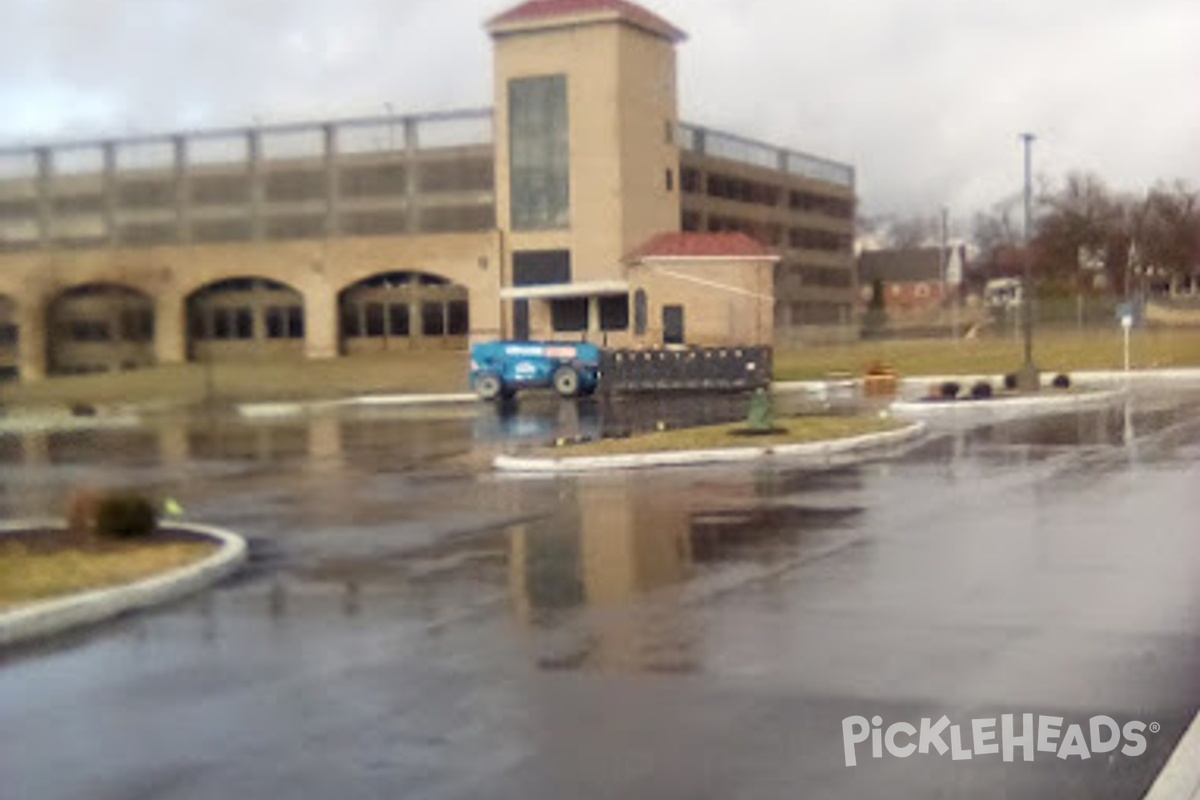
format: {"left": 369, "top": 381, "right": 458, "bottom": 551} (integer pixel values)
{"left": 2, "top": 0, "right": 1197, "bottom": 225}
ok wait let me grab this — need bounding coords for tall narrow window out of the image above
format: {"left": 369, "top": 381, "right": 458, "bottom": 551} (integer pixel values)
{"left": 509, "top": 75, "right": 569, "bottom": 230}
{"left": 633, "top": 289, "right": 648, "bottom": 336}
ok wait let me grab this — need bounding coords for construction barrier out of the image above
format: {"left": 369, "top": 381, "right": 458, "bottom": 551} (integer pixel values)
{"left": 601, "top": 347, "right": 772, "bottom": 393}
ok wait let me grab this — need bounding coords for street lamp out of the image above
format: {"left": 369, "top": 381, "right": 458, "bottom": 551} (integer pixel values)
{"left": 1018, "top": 132, "right": 1039, "bottom": 391}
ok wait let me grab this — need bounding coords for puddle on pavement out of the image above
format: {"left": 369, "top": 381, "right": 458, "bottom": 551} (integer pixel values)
{"left": 3, "top": 390, "right": 1197, "bottom": 676}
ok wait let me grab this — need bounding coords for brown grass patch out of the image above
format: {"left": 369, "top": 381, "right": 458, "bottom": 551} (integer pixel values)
{"left": 0, "top": 531, "right": 217, "bottom": 611}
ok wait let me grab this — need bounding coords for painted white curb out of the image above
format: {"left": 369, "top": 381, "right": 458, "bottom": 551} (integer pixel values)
{"left": 493, "top": 421, "right": 925, "bottom": 473}
{"left": 1142, "top": 711, "right": 1200, "bottom": 800}
{"left": 0, "top": 520, "right": 247, "bottom": 648}
{"left": 0, "top": 411, "right": 143, "bottom": 434}
{"left": 236, "top": 392, "right": 475, "bottom": 418}
{"left": 889, "top": 389, "right": 1123, "bottom": 419}
{"left": 774, "top": 367, "right": 1200, "bottom": 396}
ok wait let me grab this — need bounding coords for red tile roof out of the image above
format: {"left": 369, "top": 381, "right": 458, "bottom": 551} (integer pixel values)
{"left": 627, "top": 232, "right": 779, "bottom": 261}
{"left": 488, "top": 0, "right": 685, "bottom": 42}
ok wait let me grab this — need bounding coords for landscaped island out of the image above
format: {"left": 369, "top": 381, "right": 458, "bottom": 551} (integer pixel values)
{"left": 538, "top": 414, "right": 906, "bottom": 458}
{"left": 0, "top": 528, "right": 217, "bottom": 612}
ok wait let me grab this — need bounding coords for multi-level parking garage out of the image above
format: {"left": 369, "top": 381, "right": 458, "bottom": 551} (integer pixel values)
{"left": 0, "top": 0, "right": 856, "bottom": 381}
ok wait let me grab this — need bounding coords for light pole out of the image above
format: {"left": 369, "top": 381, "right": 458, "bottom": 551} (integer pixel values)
{"left": 1018, "top": 132, "right": 1039, "bottom": 391}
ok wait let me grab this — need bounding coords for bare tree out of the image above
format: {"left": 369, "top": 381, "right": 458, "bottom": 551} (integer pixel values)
{"left": 1138, "top": 181, "right": 1200, "bottom": 282}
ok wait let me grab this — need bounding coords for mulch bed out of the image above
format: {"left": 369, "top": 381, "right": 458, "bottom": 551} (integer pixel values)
{"left": 0, "top": 526, "right": 211, "bottom": 556}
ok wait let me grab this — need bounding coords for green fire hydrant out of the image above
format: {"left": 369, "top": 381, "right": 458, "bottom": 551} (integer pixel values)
{"left": 746, "top": 387, "right": 774, "bottom": 433}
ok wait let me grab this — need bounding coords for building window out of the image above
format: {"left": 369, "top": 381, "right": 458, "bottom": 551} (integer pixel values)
{"left": 509, "top": 75, "right": 569, "bottom": 230}
{"left": 633, "top": 289, "right": 648, "bottom": 335}
{"left": 447, "top": 300, "right": 469, "bottom": 336}
{"left": 513, "top": 250, "right": 571, "bottom": 286}
{"left": 341, "top": 305, "right": 361, "bottom": 338}
{"left": 212, "top": 308, "right": 232, "bottom": 339}
{"left": 364, "top": 303, "right": 385, "bottom": 337}
{"left": 599, "top": 295, "right": 629, "bottom": 331}
{"left": 119, "top": 309, "right": 154, "bottom": 342}
{"left": 266, "top": 305, "right": 304, "bottom": 339}
{"left": 662, "top": 305, "right": 684, "bottom": 345}
{"left": 388, "top": 303, "right": 410, "bottom": 337}
{"left": 67, "top": 320, "right": 111, "bottom": 342}
{"left": 550, "top": 298, "right": 588, "bottom": 332}
{"left": 0, "top": 323, "right": 17, "bottom": 347}
{"left": 665, "top": 168, "right": 674, "bottom": 192}
{"left": 234, "top": 308, "right": 254, "bottom": 340}
{"left": 422, "top": 302, "right": 446, "bottom": 336}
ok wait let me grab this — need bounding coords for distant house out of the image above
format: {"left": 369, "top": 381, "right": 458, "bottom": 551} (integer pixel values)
{"left": 857, "top": 246, "right": 966, "bottom": 312}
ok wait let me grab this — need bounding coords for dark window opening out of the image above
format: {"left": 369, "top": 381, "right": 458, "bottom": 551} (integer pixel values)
{"left": 513, "top": 250, "right": 571, "bottom": 287}
{"left": 422, "top": 302, "right": 446, "bottom": 336}
{"left": 447, "top": 300, "right": 469, "bottom": 335}
{"left": 551, "top": 298, "right": 588, "bottom": 333}
{"left": 0, "top": 323, "right": 18, "bottom": 347}
{"left": 234, "top": 308, "right": 254, "bottom": 340}
{"left": 341, "top": 306, "right": 361, "bottom": 338}
{"left": 287, "top": 306, "right": 304, "bottom": 339}
{"left": 599, "top": 295, "right": 629, "bottom": 331}
{"left": 212, "top": 309, "right": 232, "bottom": 339}
{"left": 388, "top": 304, "right": 410, "bottom": 337}
{"left": 266, "top": 305, "right": 304, "bottom": 339}
{"left": 118, "top": 309, "right": 154, "bottom": 342}
{"left": 189, "top": 310, "right": 207, "bottom": 340}
{"left": 665, "top": 169, "right": 674, "bottom": 192}
{"left": 364, "top": 303, "right": 385, "bottom": 337}
{"left": 66, "top": 320, "right": 111, "bottom": 342}
{"left": 663, "top": 305, "right": 685, "bottom": 345}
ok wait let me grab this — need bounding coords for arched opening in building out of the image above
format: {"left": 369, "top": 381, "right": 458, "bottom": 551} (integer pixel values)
{"left": 338, "top": 271, "right": 469, "bottom": 354}
{"left": 46, "top": 283, "right": 156, "bottom": 375}
{"left": 0, "top": 295, "right": 18, "bottom": 381}
{"left": 186, "top": 277, "right": 305, "bottom": 362}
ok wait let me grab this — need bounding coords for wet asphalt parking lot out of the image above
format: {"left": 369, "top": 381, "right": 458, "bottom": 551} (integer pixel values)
{"left": 1, "top": 387, "right": 1199, "bottom": 799}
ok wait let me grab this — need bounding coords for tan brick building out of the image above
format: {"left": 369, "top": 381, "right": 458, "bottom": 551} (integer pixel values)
{"left": 0, "top": 0, "right": 855, "bottom": 382}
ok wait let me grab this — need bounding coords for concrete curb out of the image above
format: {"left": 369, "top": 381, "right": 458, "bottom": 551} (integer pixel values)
{"left": 235, "top": 392, "right": 475, "bottom": 419}
{"left": 0, "top": 520, "right": 247, "bottom": 648}
{"left": 493, "top": 421, "right": 926, "bottom": 473}
{"left": 889, "top": 389, "right": 1124, "bottom": 419}
{"left": 1143, "top": 711, "right": 1200, "bottom": 800}
{"left": 0, "top": 410, "right": 143, "bottom": 434}
{"left": 774, "top": 367, "right": 1200, "bottom": 395}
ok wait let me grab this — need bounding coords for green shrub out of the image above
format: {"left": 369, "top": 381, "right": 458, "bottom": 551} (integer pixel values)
{"left": 94, "top": 493, "right": 159, "bottom": 540}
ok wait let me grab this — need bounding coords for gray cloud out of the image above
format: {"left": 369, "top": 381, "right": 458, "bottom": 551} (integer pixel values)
{"left": 2, "top": 0, "right": 1197, "bottom": 221}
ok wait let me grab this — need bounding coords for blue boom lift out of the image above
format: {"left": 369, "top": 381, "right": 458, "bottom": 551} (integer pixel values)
{"left": 469, "top": 341, "right": 603, "bottom": 400}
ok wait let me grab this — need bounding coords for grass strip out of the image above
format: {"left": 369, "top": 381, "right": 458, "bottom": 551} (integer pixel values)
{"left": 540, "top": 414, "right": 904, "bottom": 458}
{"left": 0, "top": 539, "right": 217, "bottom": 611}
{"left": 773, "top": 328, "right": 1200, "bottom": 382}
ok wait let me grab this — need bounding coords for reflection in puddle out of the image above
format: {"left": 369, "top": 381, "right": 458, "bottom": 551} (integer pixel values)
{"left": 3, "top": 389, "right": 1199, "bottom": 677}
{"left": 506, "top": 474, "right": 865, "bottom": 673}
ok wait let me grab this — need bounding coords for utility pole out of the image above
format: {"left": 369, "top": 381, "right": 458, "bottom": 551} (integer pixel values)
{"left": 940, "top": 206, "right": 950, "bottom": 339}
{"left": 1018, "top": 132, "right": 1039, "bottom": 391}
